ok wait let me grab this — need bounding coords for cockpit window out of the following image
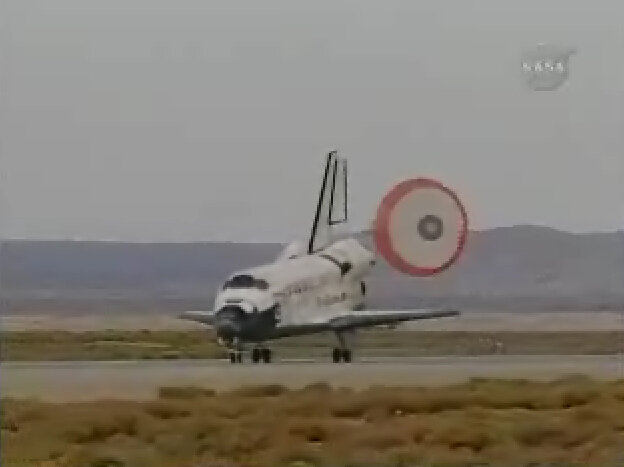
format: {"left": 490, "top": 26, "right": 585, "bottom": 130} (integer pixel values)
{"left": 223, "top": 274, "right": 269, "bottom": 290}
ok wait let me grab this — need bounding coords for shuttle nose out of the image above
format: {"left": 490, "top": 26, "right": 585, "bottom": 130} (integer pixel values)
{"left": 214, "top": 318, "right": 242, "bottom": 339}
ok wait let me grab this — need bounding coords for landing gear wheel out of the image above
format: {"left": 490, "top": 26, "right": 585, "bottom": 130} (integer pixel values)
{"left": 252, "top": 348, "right": 261, "bottom": 363}
{"left": 261, "top": 348, "right": 272, "bottom": 363}
{"left": 332, "top": 348, "right": 342, "bottom": 363}
{"left": 229, "top": 351, "right": 243, "bottom": 364}
{"left": 342, "top": 349, "right": 352, "bottom": 363}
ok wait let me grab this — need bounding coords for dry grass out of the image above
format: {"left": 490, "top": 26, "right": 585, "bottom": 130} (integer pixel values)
{"left": 2, "top": 377, "right": 624, "bottom": 466}
{"left": 2, "top": 329, "right": 623, "bottom": 361}
{"left": 0, "top": 330, "right": 224, "bottom": 361}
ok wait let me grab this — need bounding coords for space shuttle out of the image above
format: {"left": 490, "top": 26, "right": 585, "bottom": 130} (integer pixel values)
{"left": 181, "top": 150, "right": 468, "bottom": 363}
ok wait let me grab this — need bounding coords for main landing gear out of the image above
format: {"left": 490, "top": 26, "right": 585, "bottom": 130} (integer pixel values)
{"left": 332, "top": 347, "right": 352, "bottom": 363}
{"left": 226, "top": 332, "right": 355, "bottom": 364}
{"left": 332, "top": 330, "right": 354, "bottom": 363}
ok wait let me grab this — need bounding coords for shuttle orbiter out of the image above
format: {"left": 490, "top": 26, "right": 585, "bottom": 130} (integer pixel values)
{"left": 180, "top": 150, "right": 468, "bottom": 363}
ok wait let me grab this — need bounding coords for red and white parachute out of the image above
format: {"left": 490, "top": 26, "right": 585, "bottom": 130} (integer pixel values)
{"left": 374, "top": 178, "right": 468, "bottom": 276}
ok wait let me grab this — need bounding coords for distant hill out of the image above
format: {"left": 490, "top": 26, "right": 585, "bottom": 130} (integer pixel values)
{"left": 1, "top": 226, "right": 623, "bottom": 314}
{"left": 366, "top": 226, "right": 624, "bottom": 311}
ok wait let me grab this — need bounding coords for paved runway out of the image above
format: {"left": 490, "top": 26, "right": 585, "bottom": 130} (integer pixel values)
{"left": 2, "top": 355, "right": 623, "bottom": 401}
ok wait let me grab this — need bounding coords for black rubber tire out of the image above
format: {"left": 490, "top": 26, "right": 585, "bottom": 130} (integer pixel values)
{"left": 262, "top": 348, "right": 272, "bottom": 363}
{"left": 252, "top": 348, "right": 261, "bottom": 363}
{"left": 332, "top": 348, "right": 342, "bottom": 363}
{"left": 236, "top": 352, "right": 242, "bottom": 363}
{"left": 342, "top": 349, "right": 352, "bottom": 363}
{"left": 229, "top": 352, "right": 236, "bottom": 364}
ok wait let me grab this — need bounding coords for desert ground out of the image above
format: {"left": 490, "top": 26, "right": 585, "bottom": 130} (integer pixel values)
{"left": 2, "top": 311, "right": 624, "bottom": 466}
{"left": 2, "top": 377, "right": 624, "bottom": 467}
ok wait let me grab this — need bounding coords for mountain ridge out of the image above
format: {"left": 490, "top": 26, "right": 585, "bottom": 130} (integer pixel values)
{"left": 1, "top": 225, "right": 623, "bottom": 314}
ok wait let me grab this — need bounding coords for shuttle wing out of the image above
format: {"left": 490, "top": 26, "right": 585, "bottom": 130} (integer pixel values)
{"left": 178, "top": 309, "right": 460, "bottom": 339}
{"left": 326, "top": 309, "right": 460, "bottom": 330}
{"left": 272, "top": 309, "right": 459, "bottom": 338}
{"left": 178, "top": 310, "right": 216, "bottom": 325}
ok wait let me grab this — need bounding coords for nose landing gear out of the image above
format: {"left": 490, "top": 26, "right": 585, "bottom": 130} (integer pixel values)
{"left": 224, "top": 337, "right": 244, "bottom": 364}
{"left": 224, "top": 337, "right": 272, "bottom": 364}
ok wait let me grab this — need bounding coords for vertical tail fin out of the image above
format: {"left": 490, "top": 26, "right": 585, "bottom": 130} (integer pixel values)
{"left": 307, "top": 150, "right": 348, "bottom": 254}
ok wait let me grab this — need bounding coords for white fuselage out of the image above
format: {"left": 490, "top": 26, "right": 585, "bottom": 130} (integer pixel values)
{"left": 179, "top": 150, "right": 463, "bottom": 357}
{"left": 214, "top": 238, "right": 375, "bottom": 327}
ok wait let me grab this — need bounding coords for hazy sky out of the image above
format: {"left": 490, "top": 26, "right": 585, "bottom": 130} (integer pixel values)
{"left": 1, "top": 0, "right": 623, "bottom": 242}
